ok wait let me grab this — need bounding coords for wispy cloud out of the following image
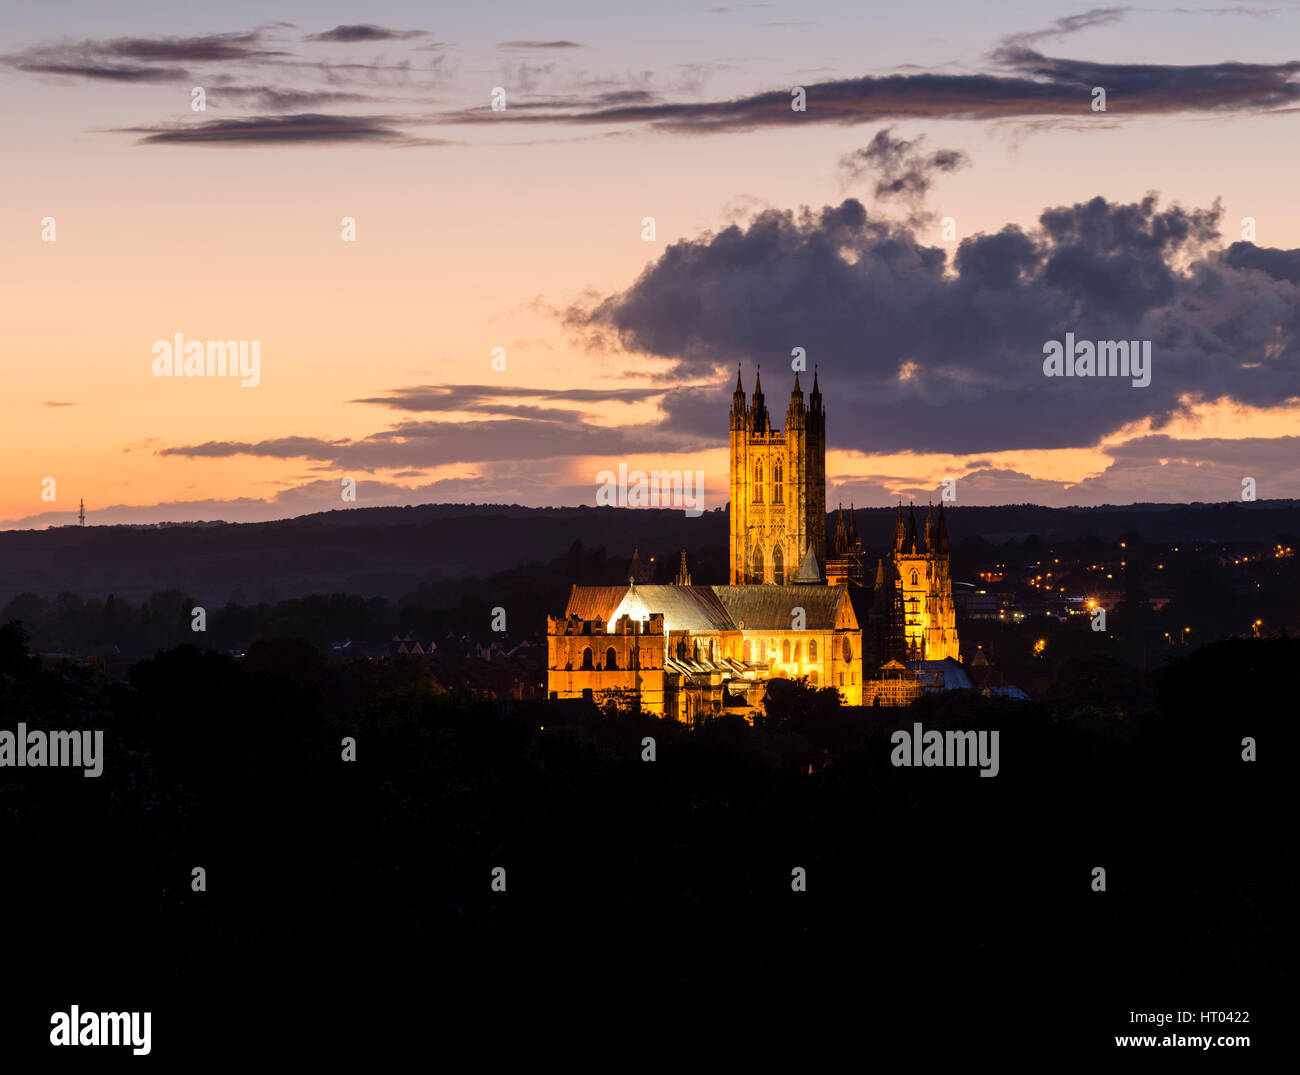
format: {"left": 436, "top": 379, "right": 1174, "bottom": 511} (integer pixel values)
{"left": 439, "top": 52, "right": 1300, "bottom": 132}
{"left": 121, "top": 113, "right": 431, "bottom": 146}
{"left": 4, "top": 31, "right": 287, "bottom": 83}
{"left": 498, "top": 40, "right": 584, "bottom": 49}
{"left": 997, "top": 7, "right": 1130, "bottom": 51}
{"left": 304, "top": 25, "right": 431, "bottom": 43}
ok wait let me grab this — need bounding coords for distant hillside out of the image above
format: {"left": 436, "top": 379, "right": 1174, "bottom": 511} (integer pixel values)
{"left": 1, "top": 499, "right": 1296, "bottom": 607}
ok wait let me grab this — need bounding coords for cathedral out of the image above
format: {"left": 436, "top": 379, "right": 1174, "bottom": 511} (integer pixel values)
{"left": 546, "top": 366, "right": 961, "bottom": 721}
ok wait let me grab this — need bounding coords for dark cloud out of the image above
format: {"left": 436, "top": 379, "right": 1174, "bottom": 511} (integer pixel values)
{"left": 838, "top": 128, "right": 970, "bottom": 203}
{"left": 205, "top": 86, "right": 395, "bottom": 109}
{"left": 13, "top": 61, "right": 187, "bottom": 82}
{"left": 1224, "top": 240, "right": 1300, "bottom": 284}
{"left": 498, "top": 41, "right": 583, "bottom": 49}
{"left": 5, "top": 31, "right": 286, "bottom": 82}
{"left": 159, "top": 410, "right": 710, "bottom": 469}
{"left": 353, "top": 384, "right": 668, "bottom": 411}
{"left": 438, "top": 51, "right": 1300, "bottom": 131}
{"left": 305, "top": 25, "right": 430, "bottom": 43}
{"left": 570, "top": 194, "right": 1300, "bottom": 456}
{"left": 123, "top": 113, "right": 417, "bottom": 145}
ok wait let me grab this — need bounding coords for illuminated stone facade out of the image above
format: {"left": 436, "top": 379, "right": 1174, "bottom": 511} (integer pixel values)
{"left": 894, "top": 502, "right": 960, "bottom": 661}
{"left": 547, "top": 611, "right": 668, "bottom": 712}
{"left": 546, "top": 582, "right": 863, "bottom": 715}
{"left": 729, "top": 366, "right": 826, "bottom": 584}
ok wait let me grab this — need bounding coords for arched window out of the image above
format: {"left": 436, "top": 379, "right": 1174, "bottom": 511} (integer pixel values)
{"left": 793, "top": 641, "right": 801, "bottom": 663}
{"left": 782, "top": 639, "right": 791, "bottom": 662}
{"left": 753, "top": 460, "right": 764, "bottom": 502}
{"left": 581, "top": 647, "right": 594, "bottom": 670}
{"left": 773, "top": 545, "right": 784, "bottom": 585}
{"left": 910, "top": 569, "right": 919, "bottom": 586}
{"left": 605, "top": 646, "right": 618, "bottom": 670}
{"left": 842, "top": 636, "right": 853, "bottom": 663}
{"left": 751, "top": 545, "right": 764, "bottom": 584}
{"left": 808, "top": 639, "right": 818, "bottom": 662}
{"left": 743, "top": 639, "right": 752, "bottom": 662}
{"left": 773, "top": 458, "right": 783, "bottom": 504}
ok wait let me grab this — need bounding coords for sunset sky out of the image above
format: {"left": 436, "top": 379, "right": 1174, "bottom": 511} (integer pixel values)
{"left": 4, "top": 1, "right": 1299, "bottom": 527}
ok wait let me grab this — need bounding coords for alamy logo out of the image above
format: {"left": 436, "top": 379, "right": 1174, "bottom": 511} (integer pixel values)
{"left": 1042, "top": 333, "right": 1151, "bottom": 388}
{"left": 50, "top": 1006, "right": 151, "bottom": 1055}
{"left": 890, "top": 721, "right": 1000, "bottom": 777}
{"left": 152, "top": 333, "right": 260, "bottom": 387}
{"left": 0, "top": 724, "right": 103, "bottom": 777}
{"left": 596, "top": 463, "right": 705, "bottom": 517}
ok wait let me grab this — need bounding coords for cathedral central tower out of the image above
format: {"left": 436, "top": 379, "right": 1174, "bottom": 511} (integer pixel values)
{"left": 729, "top": 365, "right": 826, "bottom": 583}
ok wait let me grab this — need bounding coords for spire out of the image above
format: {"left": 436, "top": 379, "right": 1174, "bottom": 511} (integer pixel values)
{"left": 847, "top": 501, "right": 858, "bottom": 545}
{"left": 925, "top": 501, "right": 935, "bottom": 552}
{"left": 809, "top": 364, "right": 823, "bottom": 416}
{"left": 731, "top": 362, "right": 747, "bottom": 429}
{"left": 675, "top": 548, "right": 691, "bottom": 586}
{"left": 936, "top": 502, "right": 949, "bottom": 554}
{"left": 894, "top": 501, "right": 907, "bottom": 551}
{"left": 750, "top": 364, "right": 769, "bottom": 433}
{"left": 905, "top": 503, "right": 918, "bottom": 554}
{"left": 834, "top": 503, "right": 847, "bottom": 555}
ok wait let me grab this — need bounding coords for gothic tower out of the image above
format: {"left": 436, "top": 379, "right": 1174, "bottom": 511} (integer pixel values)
{"left": 729, "top": 364, "right": 826, "bottom": 583}
{"left": 891, "top": 501, "right": 960, "bottom": 661}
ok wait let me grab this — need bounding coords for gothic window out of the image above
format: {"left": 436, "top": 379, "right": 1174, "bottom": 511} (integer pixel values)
{"left": 808, "top": 639, "right": 818, "bottom": 663}
{"left": 782, "top": 639, "right": 791, "bottom": 662}
{"left": 793, "top": 642, "right": 801, "bottom": 663}
{"left": 773, "top": 458, "right": 783, "bottom": 504}
{"left": 581, "top": 647, "right": 594, "bottom": 670}
{"left": 842, "top": 636, "right": 853, "bottom": 663}
{"left": 773, "top": 545, "right": 784, "bottom": 585}
{"left": 605, "top": 647, "right": 618, "bottom": 670}
{"left": 751, "top": 545, "right": 764, "bottom": 583}
{"left": 910, "top": 569, "right": 919, "bottom": 586}
{"left": 743, "top": 640, "right": 752, "bottom": 662}
{"left": 754, "top": 460, "right": 764, "bottom": 502}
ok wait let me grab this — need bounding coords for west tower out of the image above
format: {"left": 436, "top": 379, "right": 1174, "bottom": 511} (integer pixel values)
{"left": 891, "top": 501, "right": 960, "bottom": 661}
{"left": 729, "top": 365, "right": 826, "bottom": 583}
